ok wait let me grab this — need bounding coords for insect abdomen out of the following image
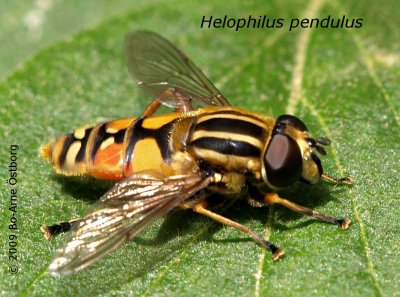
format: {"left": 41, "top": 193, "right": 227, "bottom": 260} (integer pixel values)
{"left": 42, "top": 113, "right": 187, "bottom": 180}
{"left": 42, "top": 119, "right": 133, "bottom": 179}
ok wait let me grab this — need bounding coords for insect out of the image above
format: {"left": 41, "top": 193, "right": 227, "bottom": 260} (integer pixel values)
{"left": 41, "top": 30, "right": 352, "bottom": 275}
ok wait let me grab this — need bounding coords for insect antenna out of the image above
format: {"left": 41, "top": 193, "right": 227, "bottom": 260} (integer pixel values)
{"left": 306, "top": 137, "right": 331, "bottom": 155}
{"left": 315, "top": 137, "right": 331, "bottom": 146}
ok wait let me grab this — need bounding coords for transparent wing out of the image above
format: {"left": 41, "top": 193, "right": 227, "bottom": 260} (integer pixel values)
{"left": 125, "top": 30, "right": 230, "bottom": 108}
{"left": 49, "top": 171, "right": 211, "bottom": 275}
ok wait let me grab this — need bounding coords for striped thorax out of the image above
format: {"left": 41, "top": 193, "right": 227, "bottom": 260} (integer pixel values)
{"left": 189, "top": 107, "right": 273, "bottom": 176}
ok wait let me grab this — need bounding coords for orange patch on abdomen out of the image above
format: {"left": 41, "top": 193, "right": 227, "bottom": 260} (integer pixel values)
{"left": 91, "top": 142, "right": 124, "bottom": 180}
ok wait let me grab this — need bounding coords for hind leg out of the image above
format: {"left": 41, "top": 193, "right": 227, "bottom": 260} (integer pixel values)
{"left": 141, "top": 89, "right": 194, "bottom": 117}
{"left": 40, "top": 218, "right": 81, "bottom": 240}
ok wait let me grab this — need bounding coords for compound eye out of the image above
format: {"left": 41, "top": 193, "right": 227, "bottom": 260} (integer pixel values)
{"left": 276, "top": 114, "right": 308, "bottom": 132}
{"left": 264, "top": 134, "right": 302, "bottom": 188}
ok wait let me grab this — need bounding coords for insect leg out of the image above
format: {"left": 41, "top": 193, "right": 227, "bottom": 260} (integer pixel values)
{"left": 141, "top": 100, "right": 162, "bottom": 117}
{"left": 321, "top": 173, "right": 353, "bottom": 185}
{"left": 265, "top": 193, "right": 351, "bottom": 229}
{"left": 192, "top": 200, "right": 284, "bottom": 260}
{"left": 141, "top": 88, "right": 194, "bottom": 117}
{"left": 40, "top": 218, "right": 81, "bottom": 240}
{"left": 248, "top": 185, "right": 350, "bottom": 229}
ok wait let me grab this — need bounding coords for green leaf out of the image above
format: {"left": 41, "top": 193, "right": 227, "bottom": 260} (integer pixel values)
{"left": 0, "top": 0, "right": 159, "bottom": 81}
{"left": 1, "top": 1, "right": 399, "bottom": 296}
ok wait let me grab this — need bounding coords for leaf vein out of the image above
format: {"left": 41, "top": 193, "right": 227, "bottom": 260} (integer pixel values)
{"left": 330, "top": 1, "right": 400, "bottom": 129}
{"left": 215, "top": 30, "right": 284, "bottom": 90}
{"left": 17, "top": 265, "right": 48, "bottom": 297}
{"left": 255, "top": 0, "right": 325, "bottom": 295}
{"left": 254, "top": 207, "right": 274, "bottom": 297}
{"left": 301, "top": 98, "right": 385, "bottom": 297}
{"left": 286, "top": 0, "right": 325, "bottom": 115}
{"left": 352, "top": 35, "right": 400, "bottom": 128}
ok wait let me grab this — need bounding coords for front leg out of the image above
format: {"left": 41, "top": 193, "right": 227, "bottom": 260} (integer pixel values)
{"left": 248, "top": 184, "right": 351, "bottom": 229}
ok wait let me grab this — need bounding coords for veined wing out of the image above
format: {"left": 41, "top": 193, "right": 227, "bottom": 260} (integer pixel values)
{"left": 125, "top": 30, "right": 230, "bottom": 108}
{"left": 49, "top": 171, "right": 212, "bottom": 275}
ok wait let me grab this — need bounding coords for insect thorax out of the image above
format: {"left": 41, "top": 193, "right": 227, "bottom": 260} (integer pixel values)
{"left": 187, "top": 108, "right": 273, "bottom": 176}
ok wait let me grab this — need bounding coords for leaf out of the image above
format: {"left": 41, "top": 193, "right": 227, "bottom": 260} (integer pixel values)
{"left": 0, "top": 0, "right": 160, "bottom": 81}
{"left": 1, "top": 0, "right": 399, "bottom": 296}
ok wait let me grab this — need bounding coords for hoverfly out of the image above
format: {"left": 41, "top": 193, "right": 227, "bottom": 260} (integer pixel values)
{"left": 41, "top": 30, "right": 352, "bottom": 275}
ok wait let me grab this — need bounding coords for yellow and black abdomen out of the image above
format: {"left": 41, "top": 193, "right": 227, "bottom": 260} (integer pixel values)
{"left": 42, "top": 113, "right": 185, "bottom": 180}
{"left": 42, "top": 118, "right": 134, "bottom": 179}
{"left": 188, "top": 108, "right": 272, "bottom": 174}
